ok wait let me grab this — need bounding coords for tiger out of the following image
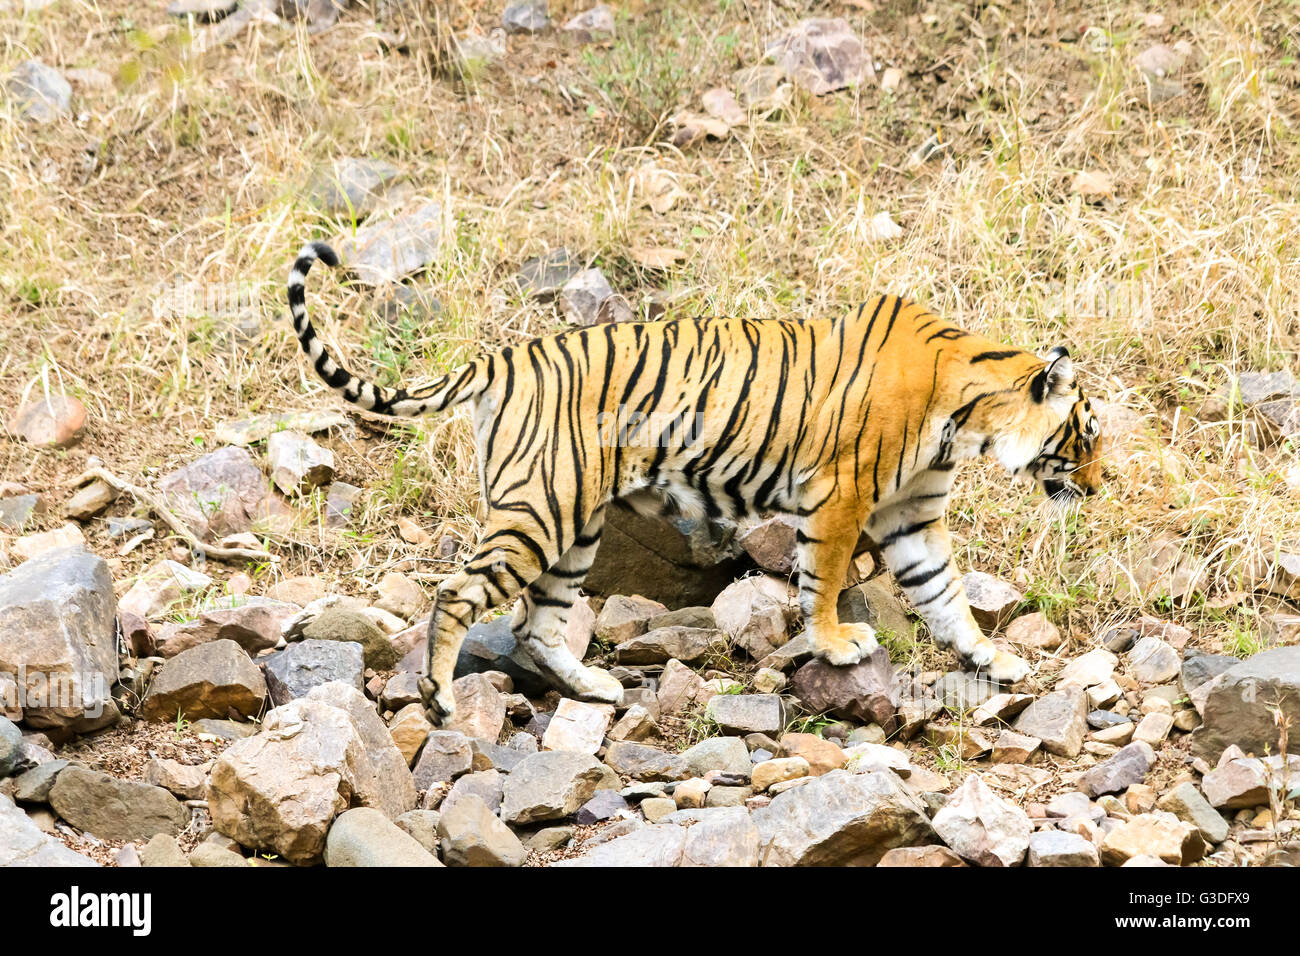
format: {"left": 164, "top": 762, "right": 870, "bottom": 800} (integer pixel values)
{"left": 287, "top": 241, "right": 1103, "bottom": 726}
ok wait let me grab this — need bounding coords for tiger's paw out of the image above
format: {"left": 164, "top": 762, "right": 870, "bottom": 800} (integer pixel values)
{"left": 987, "top": 650, "right": 1031, "bottom": 684}
{"left": 816, "top": 623, "right": 879, "bottom": 667}
{"left": 569, "top": 666, "right": 625, "bottom": 706}
{"left": 418, "top": 676, "right": 456, "bottom": 728}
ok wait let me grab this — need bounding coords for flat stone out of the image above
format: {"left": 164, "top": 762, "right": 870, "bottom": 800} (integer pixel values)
{"left": 1132, "top": 712, "right": 1174, "bottom": 746}
{"left": 680, "top": 736, "right": 751, "bottom": 777}
{"left": 49, "top": 767, "right": 186, "bottom": 842}
{"left": 543, "top": 698, "right": 614, "bottom": 755}
{"left": 991, "top": 730, "right": 1041, "bottom": 765}
{"left": 559, "top": 268, "right": 630, "bottom": 326}
{"left": 1014, "top": 688, "right": 1087, "bottom": 757}
{"left": 680, "top": 805, "right": 759, "bottom": 866}
{"left": 1058, "top": 648, "right": 1118, "bottom": 689}
{"left": 553, "top": 823, "right": 687, "bottom": 867}
{"left": 778, "top": 733, "right": 847, "bottom": 776}
{"left": 603, "top": 742, "right": 690, "bottom": 781}
{"left": 1156, "top": 782, "right": 1230, "bottom": 844}
{"left": 502, "top": 0, "right": 548, "bottom": 34}
{"left": 500, "top": 751, "right": 618, "bottom": 824}
{"left": 1100, "top": 812, "right": 1206, "bottom": 866}
{"left": 877, "top": 845, "right": 967, "bottom": 867}
{"left": 614, "top": 625, "right": 728, "bottom": 665}
{"left": 1077, "top": 741, "right": 1156, "bottom": 797}
{"left": 144, "top": 758, "right": 208, "bottom": 800}
{"left": 514, "top": 247, "right": 583, "bottom": 299}
{"left": 1027, "top": 830, "right": 1100, "bottom": 866}
{"left": 325, "top": 807, "right": 442, "bottom": 867}
{"left": 562, "top": 4, "right": 614, "bottom": 42}
{"left": 706, "top": 694, "right": 787, "bottom": 736}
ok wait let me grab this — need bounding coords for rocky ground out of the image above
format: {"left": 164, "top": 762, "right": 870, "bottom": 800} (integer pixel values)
{"left": 3, "top": 1, "right": 1300, "bottom": 867}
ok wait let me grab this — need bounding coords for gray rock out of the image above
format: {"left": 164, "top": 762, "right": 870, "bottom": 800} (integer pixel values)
{"left": 1027, "top": 830, "right": 1100, "bottom": 866}
{"left": 0, "top": 493, "right": 46, "bottom": 530}
{"left": 553, "top": 823, "right": 687, "bottom": 867}
{"left": 142, "top": 639, "right": 267, "bottom": 721}
{"left": 562, "top": 4, "right": 614, "bottom": 42}
{"left": 1130, "top": 636, "right": 1180, "bottom": 684}
{"left": 394, "top": 809, "right": 442, "bottom": 854}
{"left": 1088, "top": 709, "right": 1131, "bottom": 729}
{"left": 575, "top": 788, "right": 631, "bottom": 824}
{"left": 1192, "top": 646, "right": 1300, "bottom": 761}
{"left": 502, "top": 0, "right": 548, "bottom": 35}
{"left": 1180, "top": 650, "right": 1239, "bottom": 693}
{"left": 264, "top": 639, "right": 365, "bottom": 706}
{"left": 680, "top": 805, "right": 759, "bottom": 866}
{"left": 0, "top": 717, "right": 21, "bottom": 778}
{"left": 305, "top": 157, "right": 402, "bottom": 218}
{"left": 680, "top": 736, "right": 750, "bottom": 777}
{"left": 49, "top": 767, "right": 187, "bottom": 842}
{"left": 558, "top": 268, "right": 631, "bottom": 326}
{"left": 156, "top": 446, "right": 269, "bottom": 540}
{"left": 614, "top": 625, "right": 728, "bottom": 665}
{"left": 301, "top": 607, "right": 397, "bottom": 670}
{"left": 452, "top": 618, "right": 549, "bottom": 696}
{"left": 753, "top": 769, "right": 935, "bottom": 866}
{"left": 0, "top": 548, "right": 120, "bottom": 732}
{"left": 413, "top": 730, "right": 473, "bottom": 788}
{"left": 604, "top": 741, "right": 690, "bottom": 781}
{"left": 441, "top": 769, "right": 504, "bottom": 816}
{"left": 305, "top": 682, "right": 417, "bottom": 818}
{"left": 439, "top": 795, "right": 527, "bottom": 866}
{"left": 337, "top": 200, "right": 441, "bottom": 286}
{"left": 0, "top": 793, "right": 97, "bottom": 866}
{"left": 931, "top": 670, "right": 999, "bottom": 711}
{"left": 790, "top": 648, "right": 896, "bottom": 727}
{"left": 6, "top": 60, "right": 71, "bottom": 123}
{"left": 500, "top": 751, "right": 618, "bottom": 824}
{"left": 1157, "top": 781, "right": 1229, "bottom": 844}
{"left": 267, "top": 431, "right": 335, "bottom": 496}
{"left": 706, "top": 694, "right": 787, "bottom": 736}
{"left": 836, "top": 579, "right": 915, "bottom": 642}
{"left": 1077, "top": 741, "right": 1156, "bottom": 797}
{"left": 764, "top": 17, "right": 867, "bottom": 95}
{"left": 325, "top": 807, "right": 442, "bottom": 867}
{"left": 1014, "top": 688, "right": 1087, "bottom": 757}
{"left": 514, "top": 247, "right": 582, "bottom": 299}
{"left": 11, "top": 759, "right": 68, "bottom": 801}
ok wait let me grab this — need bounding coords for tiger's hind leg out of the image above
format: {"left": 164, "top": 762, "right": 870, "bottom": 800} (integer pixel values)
{"left": 418, "top": 524, "right": 550, "bottom": 727}
{"left": 511, "top": 509, "right": 624, "bottom": 705}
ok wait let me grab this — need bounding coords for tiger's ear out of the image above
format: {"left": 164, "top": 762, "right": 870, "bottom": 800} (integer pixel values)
{"left": 1032, "top": 346, "right": 1074, "bottom": 401}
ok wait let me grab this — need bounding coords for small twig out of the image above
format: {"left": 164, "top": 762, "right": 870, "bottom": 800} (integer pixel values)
{"left": 72, "top": 466, "right": 277, "bottom": 564}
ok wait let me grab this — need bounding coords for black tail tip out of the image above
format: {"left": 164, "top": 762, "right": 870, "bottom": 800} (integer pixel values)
{"left": 311, "top": 241, "right": 340, "bottom": 268}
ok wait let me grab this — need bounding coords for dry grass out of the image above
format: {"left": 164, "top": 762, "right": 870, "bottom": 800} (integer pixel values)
{"left": 2, "top": 0, "right": 1299, "bottom": 669}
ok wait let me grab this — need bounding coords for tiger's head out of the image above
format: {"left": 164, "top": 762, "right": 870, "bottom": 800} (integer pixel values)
{"left": 1005, "top": 346, "right": 1103, "bottom": 503}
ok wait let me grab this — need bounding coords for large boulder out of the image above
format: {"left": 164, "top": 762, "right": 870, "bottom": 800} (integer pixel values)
{"left": 0, "top": 548, "right": 119, "bottom": 731}
{"left": 208, "top": 698, "right": 398, "bottom": 864}
{"left": 49, "top": 767, "right": 187, "bottom": 842}
{"left": 500, "top": 751, "right": 619, "bottom": 825}
{"left": 584, "top": 505, "right": 753, "bottom": 608}
{"left": 324, "top": 807, "right": 442, "bottom": 867}
{"left": 305, "top": 682, "right": 416, "bottom": 818}
{"left": 752, "top": 769, "right": 936, "bottom": 866}
{"left": 1192, "top": 647, "right": 1300, "bottom": 761}
{"left": 0, "top": 793, "right": 98, "bottom": 866}
{"left": 142, "top": 639, "right": 267, "bottom": 721}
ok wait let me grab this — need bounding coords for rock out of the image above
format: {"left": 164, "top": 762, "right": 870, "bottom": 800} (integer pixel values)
{"left": 305, "top": 682, "right": 416, "bottom": 818}
{"left": 1078, "top": 741, "right": 1156, "bottom": 797}
{"left": 336, "top": 199, "right": 441, "bottom": 286}
{"left": 188, "top": 843, "right": 246, "bottom": 867}
{"left": 215, "top": 410, "right": 347, "bottom": 448}
{"left": 836, "top": 578, "right": 914, "bottom": 641}
{"left": 157, "top": 446, "right": 269, "bottom": 539}
{"left": 0, "top": 548, "right": 119, "bottom": 731}
{"left": 732, "top": 64, "right": 792, "bottom": 113}
{"left": 14, "top": 524, "right": 86, "bottom": 562}
{"left": 540, "top": 699, "right": 612, "bottom": 755}
{"left": 394, "top": 809, "right": 441, "bottom": 854}
{"left": 49, "top": 767, "right": 186, "bottom": 842}
{"left": 1004, "top": 612, "right": 1063, "bottom": 650}
{"left": 1014, "top": 688, "right": 1087, "bottom": 757}
{"left": 711, "top": 575, "right": 794, "bottom": 660}
{"left": 1058, "top": 648, "right": 1118, "bottom": 688}
{"left": 554, "top": 823, "right": 686, "bottom": 867}
{"left": 452, "top": 618, "right": 549, "bottom": 696}
{"left": 680, "top": 736, "right": 750, "bottom": 777}
{"left": 208, "top": 698, "right": 401, "bottom": 864}
{"left": 764, "top": 18, "right": 867, "bottom": 95}
{"left": 1101, "top": 812, "right": 1206, "bottom": 866}
{"left": 1192, "top": 647, "right": 1300, "bottom": 761}
{"left": 514, "top": 247, "right": 583, "bottom": 299}
{"left": 1028, "top": 830, "right": 1101, "bottom": 866}
{"left": 615, "top": 625, "right": 728, "bottom": 665}
{"left": 991, "top": 730, "right": 1041, "bottom": 765}
{"left": 0, "top": 493, "right": 47, "bottom": 531}
{"left": 701, "top": 87, "right": 748, "bottom": 127}
{"left": 140, "top": 833, "right": 190, "bottom": 867}
{"left": 738, "top": 518, "right": 797, "bottom": 574}
{"left": 10, "top": 759, "right": 68, "bottom": 801}
{"left": 604, "top": 741, "right": 690, "bottom": 781}
{"left": 558, "top": 268, "right": 630, "bottom": 326}
{"left": 1157, "top": 782, "right": 1229, "bottom": 844}
{"left": 1201, "top": 750, "right": 1288, "bottom": 809}
{"left": 325, "top": 807, "right": 442, "bottom": 867}
{"left": 161, "top": 596, "right": 299, "bottom": 657}
{"left": 144, "top": 758, "right": 208, "bottom": 800}
{"left": 266, "top": 431, "right": 335, "bottom": 496}
{"left": 562, "top": 4, "right": 614, "bottom": 42}
{"left": 374, "top": 572, "right": 423, "bottom": 621}
{"left": 0, "top": 793, "right": 97, "bottom": 866}
{"left": 877, "top": 845, "right": 967, "bottom": 867}
{"left": 6, "top": 59, "right": 72, "bottom": 123}
{"left": 753, "top": 769, "right": 936, "bottom": 866}
{"left": 305, "top": 158, "right": 402, "bottom": 218}
{"left": 779, "top": 733, "right": 847, "bottom": 776}
{"left": 752, "top": 756, "right": 810, "bottom": 792}
{"left": 790, "top": 648, "right": 896, "bottom": 727}
{"left": 971, "top": 693, "right": 1035, "bottom": 726}
{"left": 752, "top": 667, "right": 786, "bottom": 695}
{"left": 932, "top": 773, "right": 1031, "bottom": 867}
{"left": 302, "top": 607, "right": 397, "bottom": 670}
{"left": 502, "top": 0, "right": 548, "bottom": 34}
{"left": 1130, "top": 636, "right": 1180, "bottom": 684}
{"left": 607, "top": 703, "right": 656, "bottom": 742}
{"left": 64, "top": 480, "right": 117, "bottom": 520}
{"left": 931, "top": 670, "right": 999, "bottom": 710}
{"left": 960, "top": 572, "right": 1023, "bottom": 631}
{"left": 585, "top": 507, "right": 751, "bottom": 608}
{"left": 672, "top": 778, "right": 711, "bottom": 808}
{"left": 575, "top": 789, "right": 630, "bottom": 825}
{"left": 501, "top": 751, "right": 617, "bottom": 824}
{"left": 1132, "top": 712, "right": 1174, "bottom": 746}
{"left": 654, "top": 658, "right": 709, "bottom": 715}
{"left": 446, "top": 673, "right": 505, "bottom": 742}
{"left": 412, "top": 730, "right": 473, "bottom": 788}
{"left": 706, "top": 694, "right": 787, "bottom": 736}
{"left": 679, "top": 805, "right": 759, "bottom": 866}
{"left": 1180, "top": 651, "right": 1239, "bottom": 696}
{"left": 264, "top": 639, "right": 364, "bottom": 706}
{"left": 142, "top": 639, "right": 267, "bottom": 721}
{"left": 0, "top": 718, "right": 24, "bottom": 779}
{"left": 437, "top": 795, "right": 526, "bottom": 867}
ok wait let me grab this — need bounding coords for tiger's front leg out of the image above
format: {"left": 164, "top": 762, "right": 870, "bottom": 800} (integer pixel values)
{"left": 797, "top": 493, "right": 879, "bottom": 666}
{"left": 872, "top": 509, "right": 1030, "bottom": 684}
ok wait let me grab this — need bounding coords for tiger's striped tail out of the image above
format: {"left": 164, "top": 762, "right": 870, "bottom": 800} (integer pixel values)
{"left": 287, "top": 241, "right": 489, "bottom": 417}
